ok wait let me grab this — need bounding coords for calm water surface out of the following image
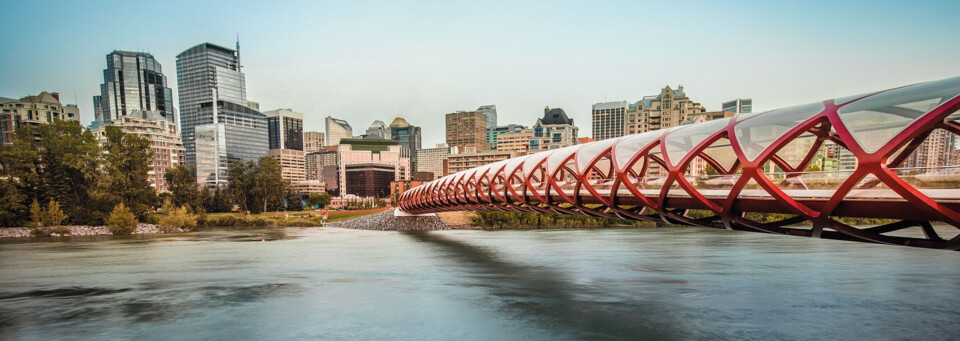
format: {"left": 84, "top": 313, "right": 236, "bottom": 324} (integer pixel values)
{"left": 0, "top": 227, "right": 958, "bottom": 340}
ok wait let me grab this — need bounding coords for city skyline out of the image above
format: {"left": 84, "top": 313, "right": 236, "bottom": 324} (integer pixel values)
{"left": 1, "top": 1, "right": 959, "bottom": 147}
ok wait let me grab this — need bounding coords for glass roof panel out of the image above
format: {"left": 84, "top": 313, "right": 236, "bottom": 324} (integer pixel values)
{"left": 838, "top": 76, "right": 960, "bottom": 153}
{"left": 664, "top": 118, "right": 732, "bottom": 166}
{"left": 733, "top": 102, "right": 825, "bottom": 161}
{"left": 521, "top": 151, "right": 550, "bottom": 177}
{"left": 576, "top": 138, "right": 618, "bottom": 172}
{"left": 701, "top": 139, "right": 738, "bottom": 171}
{"left": 546, "top": 145, "right": 583, "bottom": 174}
{"left": 613, "top": 131, "right": 662, "bottom": 168}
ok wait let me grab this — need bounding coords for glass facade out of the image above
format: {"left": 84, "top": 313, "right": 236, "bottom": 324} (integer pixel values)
{"left": 193, "top": 101, "right": 269, "bottom": 188}
{"left": 477, "top": 105, "right": 497, "bottom": 130}
{"left": 344, "top": 164, "right": 395, "bottom": 198}
{"left": 265, "top": 109, "right": 304, "bottom": 150}
{"left": 176, "top": 43, "right": 248, "bottom": 167}
{"left": 93, "top": 51, "right": 174, "bottom": 124}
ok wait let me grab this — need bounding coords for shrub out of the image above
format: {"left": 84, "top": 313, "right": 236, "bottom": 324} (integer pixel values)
{"left": 31, "top": 226, "right": 53, "bottom": 237}
{"left": 158, "top": 205, "right": 197, "bottom": 233}
{"left": 107, "top": 203, "right": 137, "bottom": 235}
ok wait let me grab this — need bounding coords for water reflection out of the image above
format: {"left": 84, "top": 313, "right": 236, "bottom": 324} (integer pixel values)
{"left": 403, "top": 231, "right": 680, "bottom": 340}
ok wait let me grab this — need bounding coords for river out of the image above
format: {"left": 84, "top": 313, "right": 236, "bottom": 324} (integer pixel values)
{"left": 0, "top": 227, "right": 957, "bottom": 340}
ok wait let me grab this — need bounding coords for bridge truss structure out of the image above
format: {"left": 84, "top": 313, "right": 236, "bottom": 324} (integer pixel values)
{"left": 398, "top": 77, "right": 960, "bottom": 250}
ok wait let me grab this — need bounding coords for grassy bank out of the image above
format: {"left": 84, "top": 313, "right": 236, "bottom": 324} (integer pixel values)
{"left": 189, "top": 208, "right": 389, "bottom": 229}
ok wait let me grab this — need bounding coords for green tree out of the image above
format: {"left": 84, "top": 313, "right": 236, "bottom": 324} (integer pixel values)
{"left": 254, "top": 156, "right": 288, "bottom": 214}
{"left": 99, "top": 126, "right": 156, "bottom": 219}
{"left": 306, "top": 192, "right": 332, "bottom": 208}
{"left": 165, "top": 165, "right": 201, "bottom": 208}
{"left": 0, "top": 120, "right": 101, "bottom": 224}
{"left": 227, "top": 161, "right": 256, "bottom": 213}
{"left": 29, "top": 199, "right": 43, "bottom": 228}
{"left": 209, "top": 187, "right": 232, "bottom": 213}
{"left": 106, "top": 203, "right": 137, "bottom": 235}
{"left": 284, "top": 191, "right": 303, "bottom": 211}
{"left": 42, "top": 200, "right": 68, "bottom": 227}
{"left": 0, "top": 178, "right": 28, "bottom": 226}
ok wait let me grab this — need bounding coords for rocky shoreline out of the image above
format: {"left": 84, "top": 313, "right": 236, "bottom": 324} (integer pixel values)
{"left": 0, "top": 224, "right": 183, "bottom": 238}
{"left": 327, "top": 209, "right": 453, "bottom": 230}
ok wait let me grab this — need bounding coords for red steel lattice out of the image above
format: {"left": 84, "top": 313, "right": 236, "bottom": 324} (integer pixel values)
{"left": 398, "top": 77, "right": 960, "bottom": 250}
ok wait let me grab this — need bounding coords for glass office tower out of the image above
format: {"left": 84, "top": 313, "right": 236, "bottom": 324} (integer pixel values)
{"left": 93, "top": 51, "right": 174, "bottom": 124}
{"left": 193, "top": 101, "right": 269, "bottom": 188}
{"left": 176, "top": 42, "right": 250, "bottom": 167}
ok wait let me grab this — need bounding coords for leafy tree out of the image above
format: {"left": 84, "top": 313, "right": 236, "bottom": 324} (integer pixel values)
{"left": 29, "top": 199, "right": 43, "bottom": 228}
{"left": 0, "top": 179, "right": 28, "bottom": 227}
{"left": 209, "top": 187, "right": 232, "bottom": 213}
{"left": 226, "top": 156, "right": 289, "bottom": 214}
{"left": 284, "top": 191, "right": 303, "bottom": 211}
{"left": 227, "top": 161, "right": 256, "bottom": 213}
{"left": 106, "top": 203, "right": 137, "bottom": 235}
{"left": 99, "top": 126, "right": 156, "bottom": 219}
{"left": 306, "top": 192, "right": 332, "bottom": 208}
{"left": 254, "top": 156, "right": 288, "bottom": 214}
{"left": 42, "top": 200, "right": 68, "bottom": 227}
{"left": 1, "top": 120, "right": 100, "bottom": 224}
{"left": 165, "top": 165, "right": 201, "bottom": 208}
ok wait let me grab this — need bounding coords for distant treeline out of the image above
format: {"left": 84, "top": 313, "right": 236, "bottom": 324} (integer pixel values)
{"left": 471, "top": 211, "right": 657, "bottom": 229}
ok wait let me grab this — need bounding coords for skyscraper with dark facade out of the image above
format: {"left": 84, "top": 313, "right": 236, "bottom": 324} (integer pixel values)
{"left": 93, "top": 51, "right": 174, "bottom": 124}
{"left": 264, "top": 109, "right": 304, "bottom": 150}
{"left": 265, "top": 109, "right": 306, "bottom": 182}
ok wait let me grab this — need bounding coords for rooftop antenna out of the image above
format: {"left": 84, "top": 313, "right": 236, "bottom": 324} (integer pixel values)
{"left": 236, "top": 33, "right": 241, "bottom": 69}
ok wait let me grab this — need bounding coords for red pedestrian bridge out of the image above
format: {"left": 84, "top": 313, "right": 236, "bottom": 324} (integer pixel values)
{"left": 398, "top": 77, "right": 960, "bottom": 250}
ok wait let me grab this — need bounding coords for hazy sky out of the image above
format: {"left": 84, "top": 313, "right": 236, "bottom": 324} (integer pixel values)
{"left": 2, "top": 0, "right": 958, "bottom": 146}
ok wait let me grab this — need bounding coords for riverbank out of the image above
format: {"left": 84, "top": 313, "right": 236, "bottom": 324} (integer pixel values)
{"left": 0, "top": 224, "right": 182, "bottom": 238}
{"left": 327, "top": 209, "right": 451, "bottom": 230}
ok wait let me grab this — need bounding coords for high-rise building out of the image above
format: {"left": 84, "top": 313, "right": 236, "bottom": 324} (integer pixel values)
{"left": 325, "top": 116, "right": 352, "bottom": 146}
{"left": 625, "top": 85, "right": 709, "bottom": 134}
{"left": 388, "top": 117, "right": 421, "bottom": 151}
{"left": 264, "top": 109, "right": 304, "bottom": 150}
{"left": 414, "top": 144, "right": 449, "bottom": 180}
{"left": 447, "top": 146, "right": 518, "bottom": 173}
{"left": 306, "top": 148, "right": 338, "bottom": 181}
{"left": 304, "top": 131, "right": 324, "bottom": 152}
{"left": 264, "top": 109, "right": 305, "bottom": 182}
{"left": 904, "top": 129, "right": 956, "bottom": 169}
{"left": 192, "top": 101, "right": 269, "bottom": 188}
{"left": 0, "top": 92, "right": 80, "bottom": 144}
{"left": 93, "top": 51, "right": 174, "bottom": 125}
{"left": 592, "top": 101, "right": 627, "bottom": 141}
{"left": 477, "top": 104, "right": 497, "bottom": 130}
{"left": 446, "top": 111, "right": 487, "bottom": 152}
{"left": 497, "top": 129, "right": 533, "bottom": 155}
{"left": 388, "top": 117, "right": 421, "bottom": 172}
{"left": 722, "top": 98, "right": 753, "bottom": 115}
{"left": 176, "top": 42, "right": 254, "bottom": 170}
{"left": 487, "top": 124, "right": 526, "bottom": 149}
{"left": 91, "top": 112, "right": 184, "bottom": 192}
{"left": 365, "top": 120, "right": 390, "bottom": 139}
{"left": 530, "top": 107, "right": 579, "bottom": 153}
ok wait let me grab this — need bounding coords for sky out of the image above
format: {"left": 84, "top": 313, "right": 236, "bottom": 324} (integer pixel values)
{"left": 1, "top": 0, "right": 958, "bottom": 147}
